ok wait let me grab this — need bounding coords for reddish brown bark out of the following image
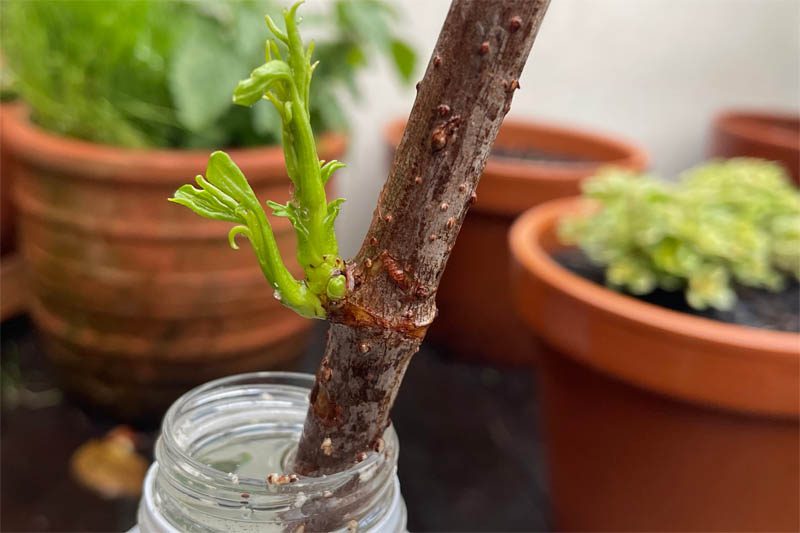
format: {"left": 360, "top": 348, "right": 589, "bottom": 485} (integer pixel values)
{"left": 293, "top": 0, "right": 550, "bottom": 477}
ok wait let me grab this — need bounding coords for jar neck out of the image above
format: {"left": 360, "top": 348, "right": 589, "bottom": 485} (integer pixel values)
{"left": 152, "top": 372, "right": 401, "bottom": 532}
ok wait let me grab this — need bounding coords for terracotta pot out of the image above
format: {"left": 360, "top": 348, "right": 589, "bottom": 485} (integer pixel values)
{"left": 384, "top": 119, "right": 647, "bottom": 366}
{"left": 5, "top": 105, "right": 346, "bottom": 419}
{"left": 0, "top": 102, "right": 28, "bottom": 322}
{"left": 1, "top": 101, "right": 21, "bottom": 256}
{"left": 509, "top": 197, "right": 800, "bottom": 531}
{"left": 710, "top": 110, "right": 800, "bottom": 184}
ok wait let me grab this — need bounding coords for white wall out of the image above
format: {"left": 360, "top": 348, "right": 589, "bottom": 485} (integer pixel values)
{"left": 336, "top": 0, "right": 800, "bottom": 255}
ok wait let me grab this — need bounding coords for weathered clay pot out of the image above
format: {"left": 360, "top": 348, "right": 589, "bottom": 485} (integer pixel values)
{"left": 710, "top": 110, "right": 799, "bottom": 184}
{"left": 0, "top": 101, "right": 28, "bottom": 322}
{"left": 1, "top": 101, "right": 21, "bottom": 256}
{"left": 6, "top": 105, "right": 346, "bottom": 419}
{"left": 385, "top": 119, "right": 647, "bottom": 365}
{"left": 509, "top": 197, "right": 800, "bottom": 531}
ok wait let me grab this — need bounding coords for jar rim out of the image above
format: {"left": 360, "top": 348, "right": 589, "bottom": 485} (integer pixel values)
{"left": 158, "top": 371, "right": 398, "bottom": 498}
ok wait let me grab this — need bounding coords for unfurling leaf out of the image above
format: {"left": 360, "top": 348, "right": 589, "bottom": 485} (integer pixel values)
{"left": 266, "top": 200, "right": 310, "bottom": 239}
{"left": 170, "top": 153, "right": 261, "bottom": 227}
{"left": 233, "top": 60, "right": 293, "bottom": 107}
{"left": 228, "top": 225, "right": 251, "bottom": 250}
{"left": 171, "top": 182, "right": 240, "bottom": 224}
{"left": 324, "top": 198, "right": 346, "bottom": 230}
{"left": 320, "top": 160, "right": 346, "bottom": 184}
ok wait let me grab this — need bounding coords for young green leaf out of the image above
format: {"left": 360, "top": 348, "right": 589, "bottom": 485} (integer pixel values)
{"left": 171, "top": 181, "right": 240, "bottom": 223}
{"left": 233, "top": 60, "right": 293, "bottom": 106}
{"left": 320, "top": 160, "right": 346, "bottom": 184}
{"left": 171, "top": 150, "right": 325, "bottom": 319}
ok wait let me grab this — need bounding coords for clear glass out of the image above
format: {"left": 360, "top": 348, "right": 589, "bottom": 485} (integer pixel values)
{"left": 139, "top": 372, "right": 406, "bottom": 532}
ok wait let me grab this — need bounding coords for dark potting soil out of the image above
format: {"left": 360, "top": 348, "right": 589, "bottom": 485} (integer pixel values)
{"left": 491, "top": 145, "right": 595, "bottom": 165}
{"left": 554, "top": 248, "right": 800, "bottom": 333}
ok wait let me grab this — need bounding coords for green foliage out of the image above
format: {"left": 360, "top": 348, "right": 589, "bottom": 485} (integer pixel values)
{"left": 1, "top": 0, "right": 415, "bottom": 149}
{"left": 0, "top": 57, "right": 17, "bottom": 102}
{"left": 171, "top": 3, "right": 345, "bottom": 319}
{"left": 560, "top": 159, "right": 800, "bottom": 311}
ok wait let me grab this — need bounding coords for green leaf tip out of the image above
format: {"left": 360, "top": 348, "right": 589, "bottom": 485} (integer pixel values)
{"left": 172, "top": 2, "right": 346, "bottom": 320}
{"left": 264, "top": 15, "right": 288, "bottom": 44}
{"left": 228, "top": 225, "right": 251, "bottom": 250}
{"left": 287, "top": 0, "right": 306, "bottom": 19}
{"left": 321, "top": 160, "right": 346, "bottom": 184}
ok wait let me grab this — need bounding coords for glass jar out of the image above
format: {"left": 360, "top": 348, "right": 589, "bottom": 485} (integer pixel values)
{"left": 135, "top": 372, "right": 406, "bottom": 532}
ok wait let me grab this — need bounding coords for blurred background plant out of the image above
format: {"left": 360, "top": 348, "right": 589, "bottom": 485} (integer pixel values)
{"left": 0, "top": 55, "right": 16, "bottom": 102}
{"left": 0, "top": 0, "right": 415, "bottom": 148}
{"left": 560, "top": 159, "right": 800, "bottom": 310}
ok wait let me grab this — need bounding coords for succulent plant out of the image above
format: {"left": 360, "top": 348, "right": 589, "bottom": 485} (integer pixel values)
{"left": 560, "top": 158, "right": 800, "bottom": 310}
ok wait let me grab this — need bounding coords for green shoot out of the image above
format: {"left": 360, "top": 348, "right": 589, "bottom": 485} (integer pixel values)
{"left": 170, "top": 1, "right": 346, "bottom": 318}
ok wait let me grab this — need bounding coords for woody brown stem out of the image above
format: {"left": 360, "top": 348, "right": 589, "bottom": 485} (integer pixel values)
{"left": 293, "top": 0, "right": 550, "bottom": 477}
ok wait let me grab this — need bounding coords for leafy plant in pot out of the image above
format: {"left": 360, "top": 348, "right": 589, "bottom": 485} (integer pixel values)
{"left": 510, "top": 159, "right": 800, "bottom": 531}
{"left": 385, "top": 118, "right": 647, "bottom": 366}
{"left": 128, "top": 0, "right": 552, "bottom": 530}
{"left": 0, "top": 0, "right": 414, "bottom": 419}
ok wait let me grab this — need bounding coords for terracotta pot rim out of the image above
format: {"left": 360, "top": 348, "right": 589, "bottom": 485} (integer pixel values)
{"left": 384, "top": 117, "right": 647, "bottom": 217}
{"left": 384, "top": 117, "right": 648, "bottom": 181}
{"left": 31, "top": 297, "right": 311, "bottom": 360}
{"left": 2, "top": 103, "right": 348, "bottom": 184}
{"left": 713, "top": 109, "right": 799, "bottom": 151}
{"left": 485, "top": 122, "right": 647, "bottom": 184}
{"left": 511, "top": 197, "right": 798, "bottom": 354}
{"left": 510, "top": 197, "right": 799, "bottom": 417}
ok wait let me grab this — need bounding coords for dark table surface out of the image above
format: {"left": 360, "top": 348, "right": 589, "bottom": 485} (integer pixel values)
{"left": 1, "top": 316, "right": 549, "bottom": 532}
